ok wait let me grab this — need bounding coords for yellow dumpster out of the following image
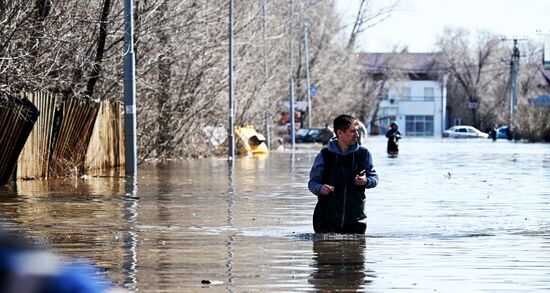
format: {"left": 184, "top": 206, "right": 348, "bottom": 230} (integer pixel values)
{"left": 234, "top": 125, "right": 269, "bottom": 155}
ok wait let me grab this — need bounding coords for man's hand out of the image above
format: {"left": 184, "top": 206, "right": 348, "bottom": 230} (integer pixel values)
{"left": 354, "top": 175, "right": 367, "bottom": 186}
{"left": 320, "top": 184, "right": 334, "bottom": 195}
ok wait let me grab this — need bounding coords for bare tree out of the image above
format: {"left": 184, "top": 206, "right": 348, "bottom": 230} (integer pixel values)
{"left": 514, "top": 41, "right": 550, "bottom": 141}
{"left": 436, "top": 28, "right": 508, "bottom": 129}
{"left": 518, "top": 41, "right": 545, "bottom": 100}
{"left": 346, "top": 0, "right": 399, "bottom": 51}
{"left": 1, "top": 0, "right": 409, "bottom": 160}
{"left": 294, "top": 1, "right": 365, "bottom": 126}
{"left": 85, "top": 0, "right": 112, "bottom": 98}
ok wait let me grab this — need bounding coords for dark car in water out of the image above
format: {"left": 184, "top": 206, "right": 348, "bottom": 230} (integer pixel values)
{"left": 497, "top": 125, "right": 511, "bottom": 139}
{"left": 296, "top": 128, "right": 332, "bottom": 144}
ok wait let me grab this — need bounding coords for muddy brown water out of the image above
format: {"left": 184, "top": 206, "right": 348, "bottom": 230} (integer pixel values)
{"left": 1, "top": 136, "right": 550, "bottom": 292}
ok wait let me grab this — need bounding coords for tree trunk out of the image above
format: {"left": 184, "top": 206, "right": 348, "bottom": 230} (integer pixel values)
{"left": 85, "top": 0, "right": 111, "bottom": 98}
{"left": 156, "top": 0, "right": 172, "bottom": 157}
{"left": 30, "top": 0, "right": 51, "bottom": 70}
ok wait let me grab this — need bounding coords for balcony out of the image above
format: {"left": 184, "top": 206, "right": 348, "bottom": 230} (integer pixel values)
{"left": 380, "top": 95, "right": 436, "bottom": 102}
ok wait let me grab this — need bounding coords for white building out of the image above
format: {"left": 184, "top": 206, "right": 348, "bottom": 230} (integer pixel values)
{"left": 362, "top": 53, "right": 447, "bottom": 137}
{"left": 379, "top": 79, "right": 446, "bottom": 136}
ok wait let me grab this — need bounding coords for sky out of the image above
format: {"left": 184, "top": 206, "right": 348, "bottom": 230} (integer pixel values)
{"left": 336, "top": 0, "right": 550, "bottom": 52}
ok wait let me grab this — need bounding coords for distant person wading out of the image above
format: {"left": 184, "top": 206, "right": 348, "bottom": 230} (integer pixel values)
{"left": 308, "top": 114, "right": 379, "bottom": 234}
{"left": 385, "top": 122, "right": 401, "bottom": 156}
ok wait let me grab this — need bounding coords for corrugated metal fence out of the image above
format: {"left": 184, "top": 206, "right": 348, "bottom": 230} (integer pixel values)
{"left": 85, "top": 100, "right": 125, "bottom": 177}
{"left": 0, "top": 93, "right": 39, "bottom": 185}
{"left": 0, "top": 91, "right": 125, "bottom": 183}
{"left": 48, "top": 95, "right": 101, "bottom": 177}
{"left": 16, "top": 91, "right": 59, "bottom": 179}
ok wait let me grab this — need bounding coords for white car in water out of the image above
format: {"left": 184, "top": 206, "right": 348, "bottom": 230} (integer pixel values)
{"left": 442, "top": 125, "right": 489, "bottom": 139}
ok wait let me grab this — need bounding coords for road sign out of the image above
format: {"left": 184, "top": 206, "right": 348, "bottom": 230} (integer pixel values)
{"left": 310, "top": 85, "right": 317, "bottom": 97}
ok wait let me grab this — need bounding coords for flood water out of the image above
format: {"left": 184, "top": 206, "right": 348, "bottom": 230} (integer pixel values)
{"left": 1, "top": 136, "right": 550, "bottom": 292}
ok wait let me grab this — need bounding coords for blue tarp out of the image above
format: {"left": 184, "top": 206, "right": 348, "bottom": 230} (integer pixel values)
{"left": 529, "top": 95, "right": 550, "bottom": 106}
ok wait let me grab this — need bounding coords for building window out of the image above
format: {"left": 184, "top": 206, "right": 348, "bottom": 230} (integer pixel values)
{"left": 405, "top": 115, "right": 434, "bottom": 136}
{"left": 379, "top": 116, "right": 395, "bottom": 127}
{"left": 424, "top": 87, "right": 434, "bottom": 101}
{"left": 401, "top": 87, "right": 411, "bottom": 100}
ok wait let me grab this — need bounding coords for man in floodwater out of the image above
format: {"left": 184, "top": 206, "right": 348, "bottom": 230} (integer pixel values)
{"left": 308, "top": 114, "right": 378, "bottom": 234}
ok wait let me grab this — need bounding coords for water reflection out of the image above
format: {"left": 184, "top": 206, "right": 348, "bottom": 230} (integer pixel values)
{"left": 309, "top": 235, "right": 372, "bottom": 291}
{"left": 122, "top": 176, "right": 138, "bottom": 291}
{"left": 0, "top": 177, "right": 130, "bottom": 287}
{"left": 226, "top": 160, "right": 235, "bottom": 291}
{"left": 152, "top": 166, "right": 178, "bottom": 290}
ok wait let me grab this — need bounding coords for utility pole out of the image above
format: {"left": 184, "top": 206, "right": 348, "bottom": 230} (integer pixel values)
{"left": 502, "top": 37, "right": 526, "bottom": 124}
{"left": 303, "top": 22, "right": 311, "bottom": 128}
{"left": 440, "top": 74, "right": 447, "bottom": 135}
{"left": 288, "top": 0, "right": 295, "bottom": 150}
{"left": 227, "top": 0, "right": 235, "bottom": 160}
{"left": 262, "top": 0, "right": 268, "bottom": 80}
{"left": 510, "top": 39, "right": 520, "bottom": 122}
{"left": 262, "top": 0, "right": 271, "bottom": 150}
{"left": 123, "top": 0, "right": 137, "bottom": 177}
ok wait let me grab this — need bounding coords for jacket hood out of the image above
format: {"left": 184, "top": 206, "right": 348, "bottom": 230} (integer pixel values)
{"left": 326, "top": 137, "right": 360, "bottom": 155}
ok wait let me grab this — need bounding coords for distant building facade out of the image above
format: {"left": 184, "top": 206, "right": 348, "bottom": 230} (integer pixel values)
{"left": 532, "top": 68, "right": 550, "bottom": 107}
{"left": 361, "top": 52, "right": 447, "bottom": 137}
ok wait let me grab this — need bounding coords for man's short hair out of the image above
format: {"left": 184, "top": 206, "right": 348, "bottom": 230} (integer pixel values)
{"left": 333, "top": 114, "right": 358, "bottom": 134}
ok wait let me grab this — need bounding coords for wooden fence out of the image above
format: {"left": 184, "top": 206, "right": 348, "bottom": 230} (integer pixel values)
{"left": 0, "top": 93, "right": 39, "bottom": 185}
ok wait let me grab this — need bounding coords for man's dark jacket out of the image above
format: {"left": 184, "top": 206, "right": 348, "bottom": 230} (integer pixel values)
{"left": 308, "top": 138, "right": 378, "bottom": 234}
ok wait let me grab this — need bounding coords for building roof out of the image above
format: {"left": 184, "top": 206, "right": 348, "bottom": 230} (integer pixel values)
{"left": 539, "top": 66, "right": 550, "bottom": 86}
{"left": 360, "top": 52, "right": 443, "bottom": 76}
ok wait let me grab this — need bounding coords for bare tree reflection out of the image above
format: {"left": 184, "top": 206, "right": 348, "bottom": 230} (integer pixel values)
{"left": 309, "top": 235, "right": 374, "bottom": 291}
